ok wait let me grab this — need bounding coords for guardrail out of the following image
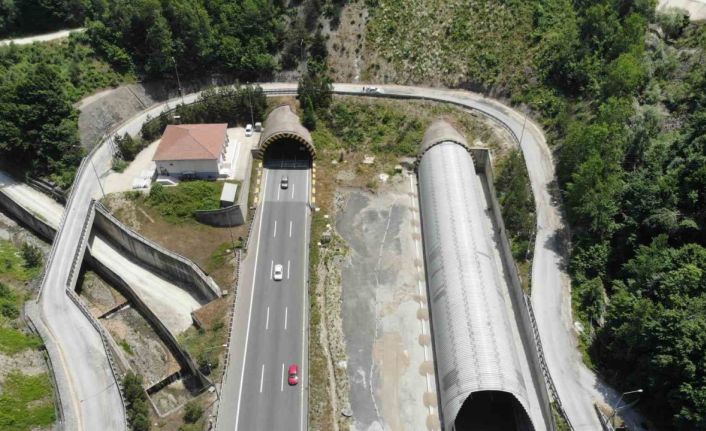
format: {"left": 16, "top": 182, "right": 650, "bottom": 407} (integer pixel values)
{"left": 66, "top": 289, "right": 127, "bottom": 430}
{"left": 23, "top": 307, "right": 65, "bottom": 428}
{"left": 36, "top": 131, "right": 106, "bottom": 299}
{"left": 66, "top": 200, "right": 96, "bottom": 288}
{"left": 525, "top": 297, "right": 574, "bottom": 430}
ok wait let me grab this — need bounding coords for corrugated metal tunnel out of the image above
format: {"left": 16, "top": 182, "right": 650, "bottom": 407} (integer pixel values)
{"left": 417, "top": 120, "right": 536, "bottom": 431}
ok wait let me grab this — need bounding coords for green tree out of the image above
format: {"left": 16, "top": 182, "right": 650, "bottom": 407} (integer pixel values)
{"left": 123, "top": 371, "right": 150, "bottom": 431}
{"left": 20, "top": 243, "right": 41, "bottom": 268}
{"left": 302, "top": 97, "right": 317, "bottom": 130}
{"left": 566, "top": 153, "right": 623, "bottom": 239}
{"left": 603, "top": 51, "right": 647, "bottom": 97}
{"left": 143, "top": 9, "right": 174, "bottom": 78}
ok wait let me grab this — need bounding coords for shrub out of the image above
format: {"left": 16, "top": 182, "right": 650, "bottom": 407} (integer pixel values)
{"left": 115, "top": 133, "right": 147, "bottom": 161}
{"left": 112, "top": 158, "right": 129, "bottom": 173}
{"left": 122, "top": 372, "right": 150, "bottom": 431}
{"left": 183, "top": 401, "right": 203, "bottom": 424}
{"left": 656, "top": 8, "right": 690, "bottom": 40}
{"left": 21, "top": 242, "right": 42, "bottom": 268}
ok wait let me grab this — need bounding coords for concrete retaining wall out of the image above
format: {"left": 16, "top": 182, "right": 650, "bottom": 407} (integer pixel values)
{"left": 0, "top": 190, "right": 57, "bottom": 241}
{"left": 92, "top": 203, "right": 221, "bottom": 301}
{"left": 472, "top": 148, "right": 556, "bottom": 430}
{"left": 84, "top": 250, "right": 211, "bottom": 390}
{"left": 193, "top": 152, "right": 254, "bottom": 228}
{"left": 193, "top": 204, "right": 244, "bottom": 227}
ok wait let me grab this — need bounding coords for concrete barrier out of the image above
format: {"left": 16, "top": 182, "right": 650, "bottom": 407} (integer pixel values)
{"left": 93, "top": 202, "right": 221, "bottom": 301}
{"left": 193, "top": 204, "right": 244, "bottom": 227}
{"left": 191, "top": 153, "right": 255, "bottom": 228}
{"left": 471, "top": 147, "right": 558, "bottom": 430}
{"left": 0, "top": 190, "right": 57, "bottom": 241}
{"left": 84, "top": 250, "right": 211, "bottom": 391}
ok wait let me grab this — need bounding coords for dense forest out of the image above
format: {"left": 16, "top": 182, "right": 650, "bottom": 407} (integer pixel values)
{"left": 0, "top": 0, "right": 338, "bottom": 187}
{"left": 514, "top": 1, "right": 705, "bottom": 428}
{"left": 0, "top": 0, "right": 98, "bottom": 37}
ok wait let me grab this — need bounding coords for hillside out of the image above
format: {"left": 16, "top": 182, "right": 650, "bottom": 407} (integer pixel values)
{"left": 331, "top": 0, "right": 706, "bottom": 428}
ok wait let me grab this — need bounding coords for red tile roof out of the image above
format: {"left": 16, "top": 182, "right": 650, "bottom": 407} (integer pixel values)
{"left": 153, "top": 124, "right": 227, "bottom": 161}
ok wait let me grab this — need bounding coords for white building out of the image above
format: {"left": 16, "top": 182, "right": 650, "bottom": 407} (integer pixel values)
{"left": 153, "top": 123, "right": 229, "bottom": 179}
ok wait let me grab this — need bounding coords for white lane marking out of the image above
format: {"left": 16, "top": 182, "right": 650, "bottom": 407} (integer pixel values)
{"left": 273, "top": 220, "right": 277, "bottom": 238}
{"left": 277, "top": 184, "right": 281, "bottom": 200}
{"left": 300, "top": 168, "right": 310, "bottom": 431}
{"left": 289, "top": 220, "right": 293, "bottom": 237}
{"left": 265, "top": 307, "right": 270, "bottom": 330}
{"left": 270, "top": 260, "right": 274, "bottom": 280}
{"left": 287, "top": 260, "right": 291, "bottom": 279}
{"left": 280, "top": 363, "right": 285, "bottom": 392}
{"left": 259, "top": 364, "right": 265, "bottom": 393}
{"left": 291, "top": 184, "right": 295, "bottom": 199}
{"left": 284, "top": 307, "right": 288, "bottom": 330}
{"left": 234, "top": 169, "right": 268, "bottom": 431}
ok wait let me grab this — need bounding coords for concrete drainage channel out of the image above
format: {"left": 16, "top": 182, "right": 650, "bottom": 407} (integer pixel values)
{"left": 0, "top": 183, "right": 223, "bottom": 427}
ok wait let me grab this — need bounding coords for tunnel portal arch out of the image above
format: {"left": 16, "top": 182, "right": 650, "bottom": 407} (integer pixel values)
{"left": 256, "top": 105, "right": 315, "bottom": 167}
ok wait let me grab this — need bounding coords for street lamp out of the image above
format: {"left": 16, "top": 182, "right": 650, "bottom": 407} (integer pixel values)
{"left": 609, "top": 389, "right": 643, "bottom": 427}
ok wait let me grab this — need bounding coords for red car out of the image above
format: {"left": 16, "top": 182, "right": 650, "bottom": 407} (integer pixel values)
{"left": 288, "top": 364, "right": 299, "bottom": 386}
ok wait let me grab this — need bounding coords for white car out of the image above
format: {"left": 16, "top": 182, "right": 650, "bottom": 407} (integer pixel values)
{"left": 245, "top": 124, "right": 253, "bottom": 137}
{"left": 273, "top": 264, "right": 283, "bottom": 281}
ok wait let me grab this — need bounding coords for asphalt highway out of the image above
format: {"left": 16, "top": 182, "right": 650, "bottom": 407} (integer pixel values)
{"left": 217, "top": 166, "right": 310, "bottom": 431}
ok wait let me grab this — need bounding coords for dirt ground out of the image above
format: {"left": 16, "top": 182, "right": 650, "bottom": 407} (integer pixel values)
{"left": 103, "top": 192, "right": 245, "bottom": 289}
{"left": 79, "top": 270, "right": 180, "bottom": 385}
{"left": 336, "top": 172, "right": 440, "bottom": 431}
{"left": 305, "top": 97, "right": 517, "bottom": 431}
{"left": 326, "top": 2, "right": 369, "bottom": 83}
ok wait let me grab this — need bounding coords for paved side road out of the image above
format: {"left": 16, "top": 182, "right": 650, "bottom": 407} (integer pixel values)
{"left": 658, "top": 0, "right": 706, "bottom": 20}
{"left": 0, "top": 28, "right": 85, "bottom": 46}
{"left": 33, "top": 140, "right": 126, "bottom": 430}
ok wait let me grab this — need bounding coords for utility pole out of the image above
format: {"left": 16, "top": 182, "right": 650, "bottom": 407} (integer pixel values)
{"left": 246, "top": 82, "right": 254, "bottom": 126}
{"left": 518, "top": 113, "right": 528, "bottom": 148}
{"left": 171, "top": 56, "right": 184, "bottom": 105}
{"left": 90, "top": 158, "right": 106, "bottom": 199}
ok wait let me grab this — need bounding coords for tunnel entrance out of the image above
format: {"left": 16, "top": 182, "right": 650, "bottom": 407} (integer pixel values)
{"left": 262, "top": 138, "right": 312, "bottom": 169}
{"left": 454, "top": 391, "right": 534, "bottom": 431}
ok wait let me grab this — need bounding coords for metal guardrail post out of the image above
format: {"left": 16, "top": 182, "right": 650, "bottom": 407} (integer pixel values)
{"left": 524, "top": 296, "right": 574, "bottom": 430}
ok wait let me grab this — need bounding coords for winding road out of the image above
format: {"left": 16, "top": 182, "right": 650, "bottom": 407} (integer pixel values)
{"left": 0, "top": 28, "right": 85, "bottom": 46}
{"left": 11, "top": 81, "right": 642, "bottom": 430}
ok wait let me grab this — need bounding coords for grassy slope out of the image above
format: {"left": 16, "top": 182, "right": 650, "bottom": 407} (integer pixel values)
{"left": 364, "top": 0, "right": 535, "bottom": 91}
{"left": 0, "top": 240, "right": 55, "bottom": 430}
{"left": 0, "top": 34, "right": 131, "bottom": 103}
{"left": 0, "top": 372, "right": 55, "bottom": 431}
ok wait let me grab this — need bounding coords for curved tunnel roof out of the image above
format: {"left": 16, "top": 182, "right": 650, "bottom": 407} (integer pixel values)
{"left": 256, "top": 105, "right": 315, "bottom": 159}
{"left": 417, "top": 120, "right": 534, "bottom": 430}
{"left": 418, "top": 119, "right": 471, "bottom": 161}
